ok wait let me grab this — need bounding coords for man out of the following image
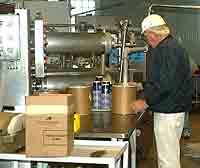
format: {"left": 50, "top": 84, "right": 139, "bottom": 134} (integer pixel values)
{"left": 131, "top": 14, "right": 192, "bottom": 168}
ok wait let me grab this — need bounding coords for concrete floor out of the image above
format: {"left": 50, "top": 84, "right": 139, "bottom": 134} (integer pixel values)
{"left": 139, "top": 105, "right": 200, "bottom": 168}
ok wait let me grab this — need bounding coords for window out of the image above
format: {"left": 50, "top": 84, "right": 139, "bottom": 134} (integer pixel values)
{"left": 71, "top": 0, "right": 95, "bottom": 31}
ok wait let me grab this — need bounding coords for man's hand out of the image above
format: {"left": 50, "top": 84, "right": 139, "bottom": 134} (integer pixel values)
{"left": 130, "top": 100, "right": 148, "bottom": 113}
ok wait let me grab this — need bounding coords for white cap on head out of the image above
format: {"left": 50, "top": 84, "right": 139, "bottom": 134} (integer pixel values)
{"left": 141, "top": 14, "right": 166, "bottom": 33}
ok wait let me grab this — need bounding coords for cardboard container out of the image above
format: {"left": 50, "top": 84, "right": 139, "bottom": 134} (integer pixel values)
{"left": 112, "top": 114, "right": 136, "bottom": 132}
{"left": 68, "top": 86, "right": 91, "bottom": 115}
{"left": 112, "top": 85, "right": 136, "bottom": 115}
{"left": 25, "top": 94, "right": 74, "bottom": 157}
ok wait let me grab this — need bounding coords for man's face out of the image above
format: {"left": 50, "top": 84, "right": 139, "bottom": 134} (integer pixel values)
{"left": 143, "top": 31, "right": 157, "bottom": 48}
{"left": 143, "top": 31, "right": 151, "bottom": 45}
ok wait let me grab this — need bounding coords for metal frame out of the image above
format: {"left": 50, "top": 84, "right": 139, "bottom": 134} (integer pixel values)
{"left": 34, "top": 19, "right": 45, "bottom": 78}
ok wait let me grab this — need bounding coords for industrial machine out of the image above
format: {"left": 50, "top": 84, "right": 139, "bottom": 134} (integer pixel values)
{"left": 32, "top": 22, "right": 113, "bottom": 91}
{"left": 0, "top": 8, "right": 114, "bottom": 153}
{"left": 0, "top": 8, "right": 113, "bottom": 110}
{"left": 0, "top": 6, "right": 146, "bottom": 157}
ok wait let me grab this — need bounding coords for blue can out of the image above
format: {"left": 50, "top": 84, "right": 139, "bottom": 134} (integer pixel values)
{"left": 101, "top": 83, "right": 112, "bottom": 109}
{"left": 102, "top": 81, "right": 112, "bottom": 93}
{"left": 102, "top": 83, "right": 111, "bottom": 94}
{"left": 93, "top": 80, "right": 102, "bottom": 91}
{"left": 92, "top": 81, "right": 102, "bottom": 109}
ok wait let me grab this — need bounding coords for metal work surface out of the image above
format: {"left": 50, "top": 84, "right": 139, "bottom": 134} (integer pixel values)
{"left": 76, "top": 111, "right": 140, "bottom": 139}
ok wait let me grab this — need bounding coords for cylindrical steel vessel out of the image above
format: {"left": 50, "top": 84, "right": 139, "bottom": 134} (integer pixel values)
{"left": 47, "top": 32, "right": 112, "bottom": 54}
{"left": 41, "top": 74, "right": 96, "bottom": 91}
{"left": 112, "top": 84, "right": 136, "bottom": 115}
{"left": 68, "top": 86, "right": 91, "bottom": 115}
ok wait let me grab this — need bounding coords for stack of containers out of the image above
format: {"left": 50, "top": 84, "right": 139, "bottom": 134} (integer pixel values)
{"left": 92, "top": 76, "right": 112, "bottom": 110}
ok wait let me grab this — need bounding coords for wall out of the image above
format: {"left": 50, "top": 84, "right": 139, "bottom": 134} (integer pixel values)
{"left": 98, "top": 0, "right": 200, "bottom": 65}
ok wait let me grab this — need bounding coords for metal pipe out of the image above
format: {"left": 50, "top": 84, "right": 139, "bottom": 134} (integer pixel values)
{"left": 123, "top": 48, "right": 128, "bottom": 85}
{"left": 46, "top": 71, "right": 97, "bottom": 76}
{"left": 47, "top": 24, "right": 76, "bottom": 27}
{"left": 119, "top": 20, "right": 129, "bottom": 83}
{"left": 47, "top": 32, "right": 112, "bottom": 54}
{"left": 113, "top": 43, "right": 135, "bottom": 48}
{"left": 149, "top": 4, "right": 200, "bottom": 15}
{"left": 100, "top": 53, "right": 105, "bottom": 75}
{"left": 129, "top": 46, "right": 147, "bottom": 53}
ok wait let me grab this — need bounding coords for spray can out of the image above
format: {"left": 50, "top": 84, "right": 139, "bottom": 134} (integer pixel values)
{"left": 92, "top": 80, "right": 102, "bottom": 109}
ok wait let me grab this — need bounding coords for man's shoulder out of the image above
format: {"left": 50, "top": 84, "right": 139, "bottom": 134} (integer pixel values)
{"left": 159, "top": 36, "right": 185, "bottom": 52}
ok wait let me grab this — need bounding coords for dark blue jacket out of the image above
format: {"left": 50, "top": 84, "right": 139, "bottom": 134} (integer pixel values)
{"left": 144, "top": 35, "right": 192, "bottom": 113}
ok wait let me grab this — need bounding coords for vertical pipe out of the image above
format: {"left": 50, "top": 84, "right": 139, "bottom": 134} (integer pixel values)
{"left": 100, "top": 53, "right": 105, "bottom": 75}
{"left": 123, "top": 48, "right": 128, "bottom": 85}
{"left": 119, "top": 20, "right": 128, "bottom": 83}
{"left": 65, "top": 0, "right": 71, "bottom": 32}
{"left": 16, "top": 0, "right": 24, "bottom": 9}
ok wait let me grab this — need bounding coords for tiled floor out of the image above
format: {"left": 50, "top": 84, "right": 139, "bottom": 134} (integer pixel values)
{"left": 139, "top": 105, "right": 200, "bottom": 168}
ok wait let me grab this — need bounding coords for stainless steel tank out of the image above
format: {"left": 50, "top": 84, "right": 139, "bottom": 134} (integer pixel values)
{"left": 112, "top": 84, "right": 136, "bottom": 115}
{"left": 41, "top": 73, "right": 96, "bottom": 91}
{"left": 47, "top": 32, "right": 113, "bottom": 54}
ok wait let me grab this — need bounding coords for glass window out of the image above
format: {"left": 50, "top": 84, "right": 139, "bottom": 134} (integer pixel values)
{"left": 71, "top": 0, "right": 95, "bottom": 28}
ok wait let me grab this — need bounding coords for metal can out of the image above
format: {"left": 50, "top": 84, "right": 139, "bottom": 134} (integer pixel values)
{"left": 102, "top": 81, "right": 110, "bottom": 84}
{"left": 92, "top": 80, "right": 102, "bottom": 109}
{"left": 101, "top": 83, "right": 112, "bottom": 109}
{"left": 92, "top": 80, "right": 102, "bottom": 92}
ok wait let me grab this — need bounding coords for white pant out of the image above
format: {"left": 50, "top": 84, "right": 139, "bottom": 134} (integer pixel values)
{"left": 154, "top": 112, "right": 185, "bottom": 168}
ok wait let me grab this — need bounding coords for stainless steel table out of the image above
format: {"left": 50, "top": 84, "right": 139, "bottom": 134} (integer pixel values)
{"left": 75, "top": 110, "right": 145, "bottom": 168}
{"left": 76, "top": 110, "right": 137, "bottom": 140}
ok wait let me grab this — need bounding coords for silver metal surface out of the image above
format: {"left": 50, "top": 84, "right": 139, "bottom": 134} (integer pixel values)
{"left": 42, "top": 74, "right": 96, "bottom": 90}
{"left": 0, "top": 9, "right": 31, "bottom": 107}
{"left": 47, "top": 32, "right": 112, "bottom": 54}
{"left": 149, "top": 4, "right": 200, "bottom": 15}
{"left": 34, "top": 19, "right": 45, "bottom": 78}
{"left": 46, "top": 71, "right": 97, "bottom": 76}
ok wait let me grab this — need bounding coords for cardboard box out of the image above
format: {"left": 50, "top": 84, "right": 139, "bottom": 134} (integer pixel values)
{"left": 25, "top": 94, "right": 74, "bottom": 157}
